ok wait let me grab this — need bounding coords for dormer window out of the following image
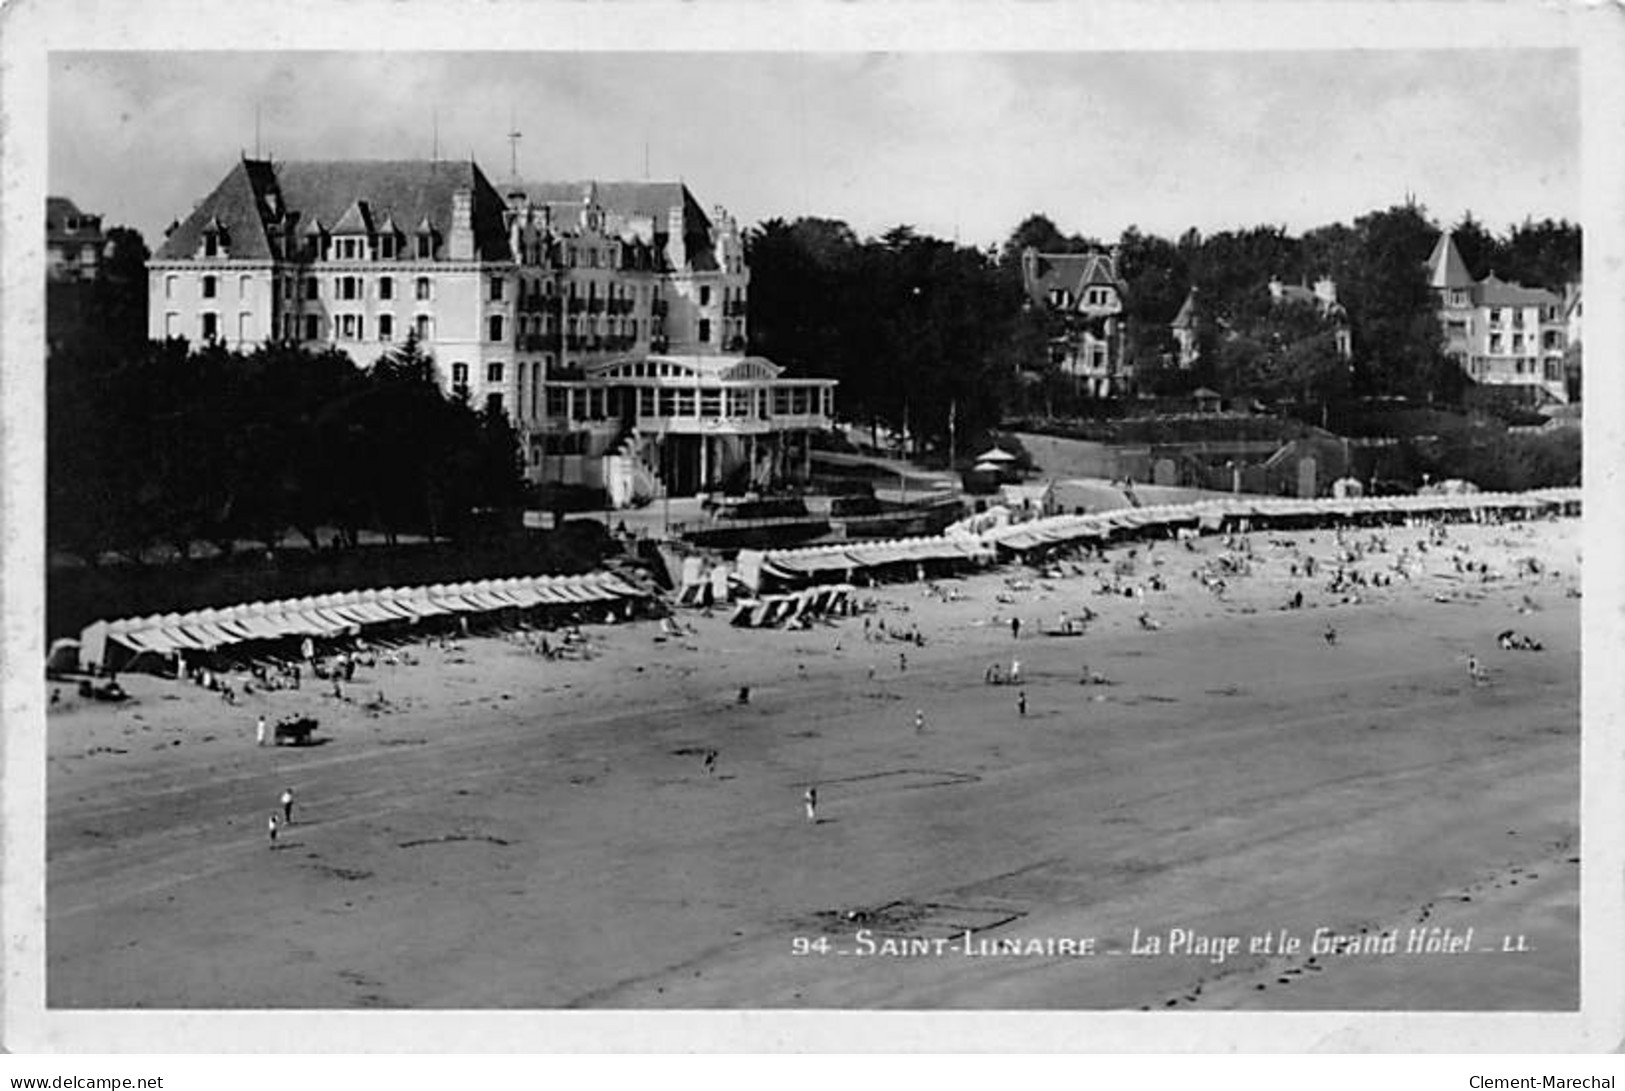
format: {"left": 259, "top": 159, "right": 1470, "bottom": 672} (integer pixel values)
{"left": 379, "top": 234, "right": 398, "bottom": 260}
{"left": 416, "top": 232, "right": 436, "bottom": 259}
{"left": 201, "top": 221, "right": 229, "bottom": 259}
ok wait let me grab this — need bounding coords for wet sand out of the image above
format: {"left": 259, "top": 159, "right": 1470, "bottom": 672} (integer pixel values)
{"left": 46, "top": 517, "right": 1580, "bottom": 1010}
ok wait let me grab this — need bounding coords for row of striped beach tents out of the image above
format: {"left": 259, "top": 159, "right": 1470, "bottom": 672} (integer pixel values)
{"left": 78, "top": 572, "right": 650, "bottom": 673}
{"left": 979, "top": 487, "right": 1582, "bottom": 555}
{"left": 737, "top": 536, "right": 995, "bottom": 593}
{"left": 741, "top": 487, "right": 1581, "bottom": 589}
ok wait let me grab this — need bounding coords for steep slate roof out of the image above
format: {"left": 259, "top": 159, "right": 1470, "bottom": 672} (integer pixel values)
{"left": 1425, "top": 231, "right": 1475, "bottom": 290}
{"left": 513, "top": 180, "right": 718, "bottom": 270}
{"left": 1022, "top": 250, "right": 1123, "bottom": 309}
{"left": 155, "top": 161, "right": 277, "bottom": 260}
{"left": 1171, "top": 289, "right": 1199, "bottom": 329}
{"left": 1473, "top": 274, "right": 1559, "bottom": 309}
{"left": 272, "top": 160, "right": 510, "bottom": 259}
{"left": 156, "top": 158, "right": 511, "bottom": 262}
{"left": 46, "top": 196, "right": 104, "bottom": 244}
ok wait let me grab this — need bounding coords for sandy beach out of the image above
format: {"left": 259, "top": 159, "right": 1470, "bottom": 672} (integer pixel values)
{"left": 46, "top": 515, "right": 1580, "bottom": 1010}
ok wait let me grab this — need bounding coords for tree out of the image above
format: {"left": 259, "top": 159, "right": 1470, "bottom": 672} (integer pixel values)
{"left": 997, "top": 214, "right": 1099, "bottom": 270}
{"left": 1449, "top": 211, "right": 1499, "bottom": 282}
{"left": 1116, "top": 225, "right": 1188, "bottom": 385}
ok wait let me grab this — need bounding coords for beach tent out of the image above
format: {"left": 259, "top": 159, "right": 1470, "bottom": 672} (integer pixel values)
{"left": 47, "top": 638, "right": 81, "bottom": 675}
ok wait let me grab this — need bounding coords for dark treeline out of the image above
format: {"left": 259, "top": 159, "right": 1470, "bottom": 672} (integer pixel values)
{"left": 746, "top": 220, "right": 1024, "bottom": 460}
{"left": 48, "top": 333, "right": 526, "bottom": 568}
{"left": 745, "top": 206, "right": 1581, "bottom": 451}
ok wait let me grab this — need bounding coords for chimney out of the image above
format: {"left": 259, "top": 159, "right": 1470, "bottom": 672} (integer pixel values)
{"left": 449, "top": 189, "right": 474, "bottom": 260}
{"left": 665, "top": 205, "right": 687, "bottom": 270}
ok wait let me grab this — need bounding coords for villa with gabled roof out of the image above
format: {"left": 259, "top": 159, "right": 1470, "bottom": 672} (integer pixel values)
{"left": 1019, "top": 246, "right": 1131, "bottom": 398}
{"left": 1425, "top": 232, "right": 1568, "bottom": 403}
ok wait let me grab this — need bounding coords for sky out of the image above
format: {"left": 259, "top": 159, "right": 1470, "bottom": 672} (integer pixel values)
{"left": 49, "top": 49, "right": 1579, "bottom": 253}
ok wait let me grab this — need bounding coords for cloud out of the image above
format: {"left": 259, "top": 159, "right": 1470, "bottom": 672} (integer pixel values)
{"left": 48, "top": 48, "right": 1578, "bottom": 252}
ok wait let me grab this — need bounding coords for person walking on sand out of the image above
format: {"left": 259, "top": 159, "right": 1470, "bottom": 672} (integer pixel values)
{"left": 1323, "top": 623, "right": 1338, "bottom": 647}
{"left": 279, "top": 787, "right": 295, "bottom": 826}
{"left": 1010, "top": 657, "right": 1022, "bottom": 685}
{"left": 898, "top": 651, "right": 908, "bottom": 673}
{"left": 703, "top": 749, "right": 718, "bottom": 777}
{"left": 268, "top": 812, "right": 280, "bottom": 848}
{"left": 804, "top": 785, "right": 818, "bottom": 824}
{"left": 1467, "top": 654, "right": 1485, "bottom": 686}
{"left": 915, "top": 709, "right": 925, "bottom": 734}
{"left": 1018, "top": 689, "right": 1028, "bottom": 717}
{"left": 256, "top": 714, "right": 267, "bottom": 747}
{"left": 1011, "top": 616, "right": 1021, "bottom": 640}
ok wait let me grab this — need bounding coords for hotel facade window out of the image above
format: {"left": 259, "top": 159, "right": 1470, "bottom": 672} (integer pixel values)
{"left": 379, "top": 276, "right": 394, "bottom": 300}
{"left": 379, "top": 314, "right": 394, "bottom": 342}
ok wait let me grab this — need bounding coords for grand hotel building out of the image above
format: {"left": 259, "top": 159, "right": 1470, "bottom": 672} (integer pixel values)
{"left": 149, "top": 157, "right": 835, "bottom": 504}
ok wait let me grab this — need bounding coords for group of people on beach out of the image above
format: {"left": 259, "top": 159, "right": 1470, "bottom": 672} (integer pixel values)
{"left": 227, "top": 506, "right": 1569, "bottom": 847}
